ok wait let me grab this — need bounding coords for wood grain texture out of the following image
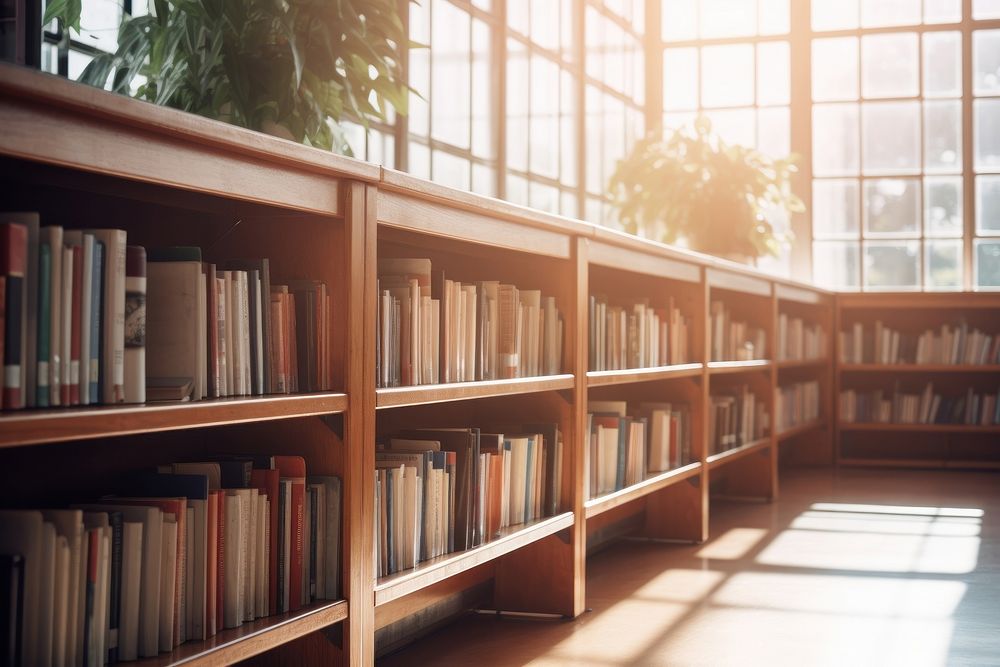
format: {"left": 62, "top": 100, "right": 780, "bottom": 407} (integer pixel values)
{"left": 585, "top": 463, "right": 703, "bottom": 519}
{"left": 586, "top": 363, "right": 704, "bottom": 387}
{"left": 375, "top": 376, "right": 575, "bottom": 409}
{"left": 587, "top": 240, "right": 701, "bottom": 284}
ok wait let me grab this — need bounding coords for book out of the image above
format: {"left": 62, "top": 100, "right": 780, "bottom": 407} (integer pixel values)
{"left": 0, "top": 554, "right": 24, "bottom": 667}
{"left": 86, "top": 229, "right": 126, "bottom": 404}
{"left": 146, "top": 247, "right": 203, "bottom": 403}
{"left": 0, "top": 223, "right": 27, "bottom": 410}
{"left": 124, "top": 246, "right": 146, "bottom": 403}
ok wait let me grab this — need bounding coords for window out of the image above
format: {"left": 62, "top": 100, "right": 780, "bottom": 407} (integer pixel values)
{"left": 661, "top": 0, "right": 793, "bottom": 275}
{"left": 505, "top": 0, "right": 579, "bottom": 217}
{"left": 584, "top": 1, "right": 646, "bottom": 228}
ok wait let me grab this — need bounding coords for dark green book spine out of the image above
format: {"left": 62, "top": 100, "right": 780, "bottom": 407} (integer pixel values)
{"left": 35, "top": 243, "right": 50, "bottom": 407}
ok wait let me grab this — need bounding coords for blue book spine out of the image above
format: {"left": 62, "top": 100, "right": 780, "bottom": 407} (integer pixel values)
{"left": 89, "top": 241, "right": 103, "bottom": 403}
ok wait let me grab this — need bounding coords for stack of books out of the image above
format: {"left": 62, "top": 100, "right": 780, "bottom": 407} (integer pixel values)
{"left": 777, "top": 314, "right": 826, "bottom": 362}
{"left": 709, "top": 301, "right": 767, "bottom": 361}
{"left": 840, "top": 384, "right": 1000, "bottom": 425}
{"left": 376, "top": 259, "right": 563, "bottom": 388}
{"left": 588, "top": 295, "right": 690, "bottom": 371}
{"left": 776, "top": 380, "right": 820, "bottom": 433}
{"left": 586, "top": 400, "right": 692, "bottom": 499}
{"left": 0, "top": 457, "right": 341, "bottom": 664}
{"left": 839, "top": 321, "right": 1000, "bottom": 365}
{"left": 375, "top": 424, "right": 563, "bottom": 577}
{"left": 709, "top": 386, "right": 769, "bottom": 454}
{"left": 0, "top": 213, "right": 333, "bottom": 410}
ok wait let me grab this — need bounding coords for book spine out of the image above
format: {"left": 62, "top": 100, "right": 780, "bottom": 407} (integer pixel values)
{"left": 1, "top": 223, "right": 27, "bottom": 410}
{"left": 108, "top": 513, "right": 123, "bottom": 664}
{"left": 35, "top": 242, "right": 50, "bottom": 406}
{"left": 78, "top": 235, "right": 92, "bottom": 406}
{"left": 70, "top": 245, "right": 82, "bottom": 405}
{"left": 289, "top": 479, "right": 304, "bottom": 611}
{"left": 124, "top": 246, "right": 146, "bottom": 403}
{"left": 89, "top": 241, "right": 103, "bottom": 404}
{"left": 47, "top": 226, "right": 63, "bottom": 407}
{"left": 96, "top": 230, "right": 127, "bottom": 403}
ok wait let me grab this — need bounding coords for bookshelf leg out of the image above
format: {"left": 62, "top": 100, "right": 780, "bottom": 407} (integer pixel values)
{"left": 493, "top": 527, "right": 581, "bottom": 617}
{"left": 642, "top": 474, "right": 707, "bottom": 542}
{"left": 715, "top": 447, "right": 777, "bottom": 500}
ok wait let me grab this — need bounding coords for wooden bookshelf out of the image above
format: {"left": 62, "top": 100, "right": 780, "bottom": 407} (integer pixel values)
{"left": 0, "top": 63, "right": 856, "bottom": 666}
{"left": 834, "top": 292, "right": 1000, "bottom": 469}
{"left": 777, "top": 419, "right": 827, "bottom": 442}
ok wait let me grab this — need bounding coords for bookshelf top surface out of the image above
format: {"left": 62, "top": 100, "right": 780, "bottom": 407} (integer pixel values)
{"left": 376, "top": 375, "right": 575, "bottom": 409}
{"left": 0, "top": 62, "right": 380, "bottom": 184}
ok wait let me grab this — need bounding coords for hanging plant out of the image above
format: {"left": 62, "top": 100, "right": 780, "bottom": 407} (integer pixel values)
{"left": 44, "top": 0, "right": 412, "bottom": 155}
{"left": 609, "top": 115, "right": 805, "bottom": 260}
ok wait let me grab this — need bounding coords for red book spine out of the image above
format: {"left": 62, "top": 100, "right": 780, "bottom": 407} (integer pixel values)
{"left": 0, "top": 223, "right": 27, "bottom": 410}
{"left": 271, "top": 456, "right": 306, "bottom": 612}
{"left": 215, "top": 490, "right": 225, "bottom": 633}
{"left": 70, "top": 245, "right": 83, "bottom": 405}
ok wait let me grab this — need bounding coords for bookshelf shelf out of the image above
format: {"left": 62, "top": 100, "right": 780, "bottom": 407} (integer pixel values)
{"left": 0, "top": 393, "right": 349, "bottom": 449}
{"left": 776, "top": 358, "right": 828, "bottom": 371}
{"left": 375, "top": 375, "right": 575, "bottom": 409}
{"left": 374, "top": 512, "right": 575, "bottom": 607}
{"left": 707, "top": 360, "right": 772, "bottom": 375}
{"left": 586, "top": 363, "right": 703, "bottom": 387}
{"left": 839, "top": 458, "right": 1000, "bottom": 470}
{"left": 776, "top": 419, "right": 826, "bottom": 442}
{"left": 838, "top": 422, "right": 1000, "bottom": 434}
{"left": 706, "top": 437, "right": 771, "bottom": 470}
{"left": 585, "top": 462, "right": 702, "bottom": 519}
{"left": 839, "top": 364, "right": 1000, "bottom": 373}
{"left": 142, "top": 599, "right": 348, "bottom": 667}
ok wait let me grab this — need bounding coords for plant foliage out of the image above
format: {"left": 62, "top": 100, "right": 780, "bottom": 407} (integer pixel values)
{"left": 44, "top": 0, "right": 411, "bottom": 154}
{"left": 608, "top": 115, "right": 805, "bottom": 259}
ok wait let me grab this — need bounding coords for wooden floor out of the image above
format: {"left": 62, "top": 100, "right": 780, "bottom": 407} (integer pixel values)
{"left": 379, "top": 467, "right": 1000, "bottom": 666}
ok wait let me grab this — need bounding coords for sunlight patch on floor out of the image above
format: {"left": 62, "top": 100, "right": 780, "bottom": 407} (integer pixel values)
{"left": 696, "top": 527, "right": 770, "bottom": 560}
{"left": 792, "top": 510, "right": 982, "bottom": 537}
{"left": 810, "top": 503, "right": 984, "bottom": 518}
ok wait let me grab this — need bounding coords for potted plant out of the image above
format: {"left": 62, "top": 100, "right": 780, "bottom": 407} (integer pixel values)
{"left": 608, "top": 115, "right": 804, "bottom": 262}
{"left": 43, "top": 0, "right": 410, "bottom": 154}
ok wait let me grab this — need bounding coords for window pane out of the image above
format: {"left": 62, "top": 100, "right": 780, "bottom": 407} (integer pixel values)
{"left": 508, "top": 0, "right": 529, "bottom": 34}
{"left": 531, "top": 0, "right": 559, "bottom": 51}
{"left": 432, "top": 151, "right": 471, "bottom": 190}
{"left": 812, "top": 38, "right": 859, "bottom": 102}
{"left": 431, "top": 0, "right": 470, "bottom": 149}
{"left": 757, "top": 107, "right": 790, "bottom": 157}
{"left": 861, "top": 33, "right": 918, "bottom": 99}
{"left": 864, "top": 242, "right": 920, "bottom": 290}
{"left": 973, "top": 30, "right": 1000, "bottom": 96}
{"left": 976, "top": 240, "right": 1000, "bottom": 288}
{"left": 472, "top": 164, "right": 496, "bottom": 198}
{"left": 862, "top": 101, "right": 920, "bottom": 175}
{"left": 663, "top": 0, "right": 698, "bottom": 41}
{"left": 973, "top": 0, "right": 1000, "bottom": 19}
{"left": 67, "top": 51, "right": 94, "bottom": 81}
{"left": 530, "top": 55, "right": 560, "bottom": 179}
{"left": 926, "top": 241, "right": 963, "bottom": 290}
{"left": 79, "top": 0, "right": 121, "bottom": 53}
{"left": 924, "top": 100, "right": 962, "bottom": 174}
{"left": 529, "top": 181, "right": 559, "bottom": 213}
{"left": 759, "top": 0, "right": 790, "bottom": 34}
{"left": 813, "top": 103, "right": 860, "bottom": 176}
{"left": 701, "top": 44, "right": 755, "bottom": 108}
{"left": 923, "top": 0, "right": 961, "bottom": 23}
{"left": 664, "top": 48, "right": 699, "bottom": 111}
{"left": 975, "top": 99, "right": 1000, "bottom": 172}
{"left": 560, "top": 72, "right": 578, "bottom": 188}
{"left": 813, "top": 241, "right": 860, "bottom": 289}
{"left": 585, "top": 85, "right": 603, "bottom": 193}
{"left": 409, "top": 1, "right": 431, "bottom": 138}
{"left": 925, "top": 176, "right": 964, "bottom": 237}
{"left": 507, "top": 173, "right": 529, "bottom": 206}
{"left": 700, "top": 0, "right": 757, "bottom": 39}
{"left": 472, "top": 20, "right": 493, "bottom": 160}
{"left": 409, "top": 141, "right": 431, "bottom": 180}
{"left": 977, "top": 175, "right": 1000, "bottom": 234}
{"left": 813, "top": 179, "right": 861, "bottom": 238}
{"left": 708, "top": 108, "right": 756, "bottom": 148}
{"left": 507, "top": 39, "right": 530, "bottom": 172}
{"left": 561, "top": 191, "right": 578, "bottom": 218}
{"left": 757, "top": 41, "right": 790, "bottom": 106}
{"left": 812, "top": 0, "right": 859, "bottom": 30}
{"left": 602, "top": 94, "right": 627, "bottom": 186}
{"left": 864, "top": 178, "right": 921, "bottom": 236}
{"left": 860, "top": 0, "right": 921, "bottom": 27}
{"left": 923, "top": 32, "right": 962, "bottom": 98}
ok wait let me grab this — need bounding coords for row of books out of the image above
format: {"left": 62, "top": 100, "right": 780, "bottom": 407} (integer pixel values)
{"left": 586, "top": 401, "right": 692, "bottom": 499}
{"left": 839, "top": 385, "right": 1000, "bottom": 425}
{"left": 0, "top": 214, "right": 333, "bottom": 410}
{"left": 587, "top": 296, "right": 690, "bottom": 371}
{"left": 376, "top": 259, "right": 563, "bottom": 388}
{"left": 709, "top": 386, "right": 769, "bottom": 455}
{"left": 839, "top": 322, "right": 1000, "bottom": 366}
{"left": 777, "top": 315, "right": 826, "bottom": 362}
{"left": 775, "top": 381, "right": 821, "bottom": 433}
{"left": 710, "top": 301, "right": 767, "bottom": 362}
{"left": 375, "top": 424, "right": 563, "bottom": 577}
{"left": 0, "top": 457, "right": 341, "bottom": 666}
